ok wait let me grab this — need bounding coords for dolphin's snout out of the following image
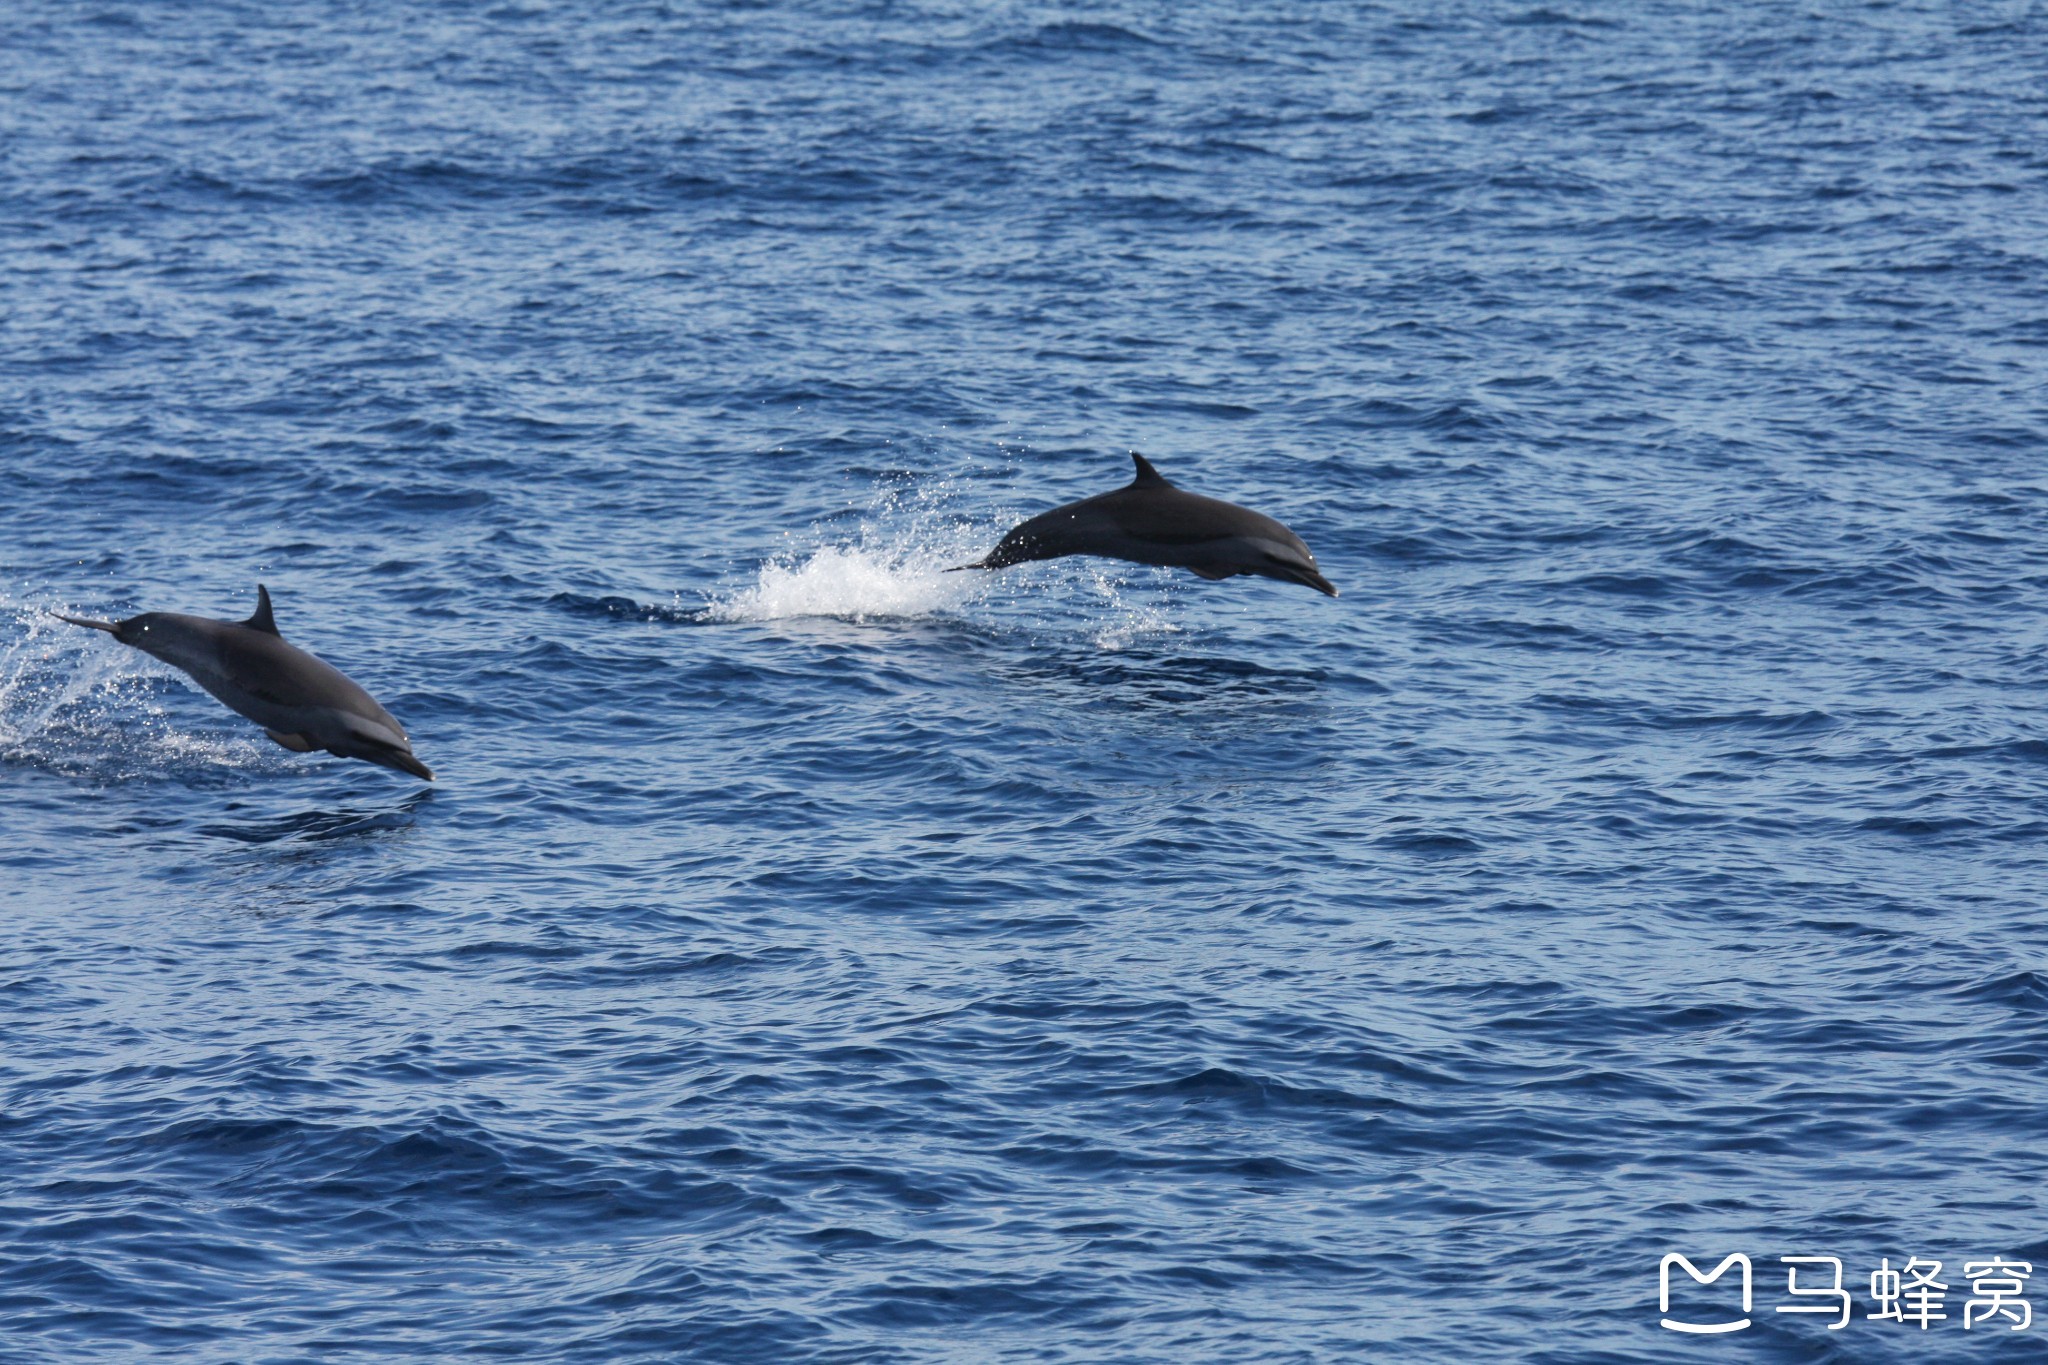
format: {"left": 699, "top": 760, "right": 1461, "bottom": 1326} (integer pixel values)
{"left": 1293, "top": 569, "right": 1338, "bottom": 597}
{"left": 52, "top": 611, "right": 122, "bottom": 634}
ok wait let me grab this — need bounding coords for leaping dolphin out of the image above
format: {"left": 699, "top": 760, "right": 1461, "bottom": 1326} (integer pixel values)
{"left": 54, "top": 584, "right": 433, "bottom": 780}
{"left": 951, "top": 453, "right": 1336, "bottom": 596}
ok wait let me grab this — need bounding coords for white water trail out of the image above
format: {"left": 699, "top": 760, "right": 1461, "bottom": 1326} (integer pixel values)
{"left": 700, "top": 469, "right": 1192, "bottom": 644}
{"left": 704, "top": 541, "right": 983, "bottom": 624}
{"left": 704, "top": 475, "right": 999, "bottom": 624}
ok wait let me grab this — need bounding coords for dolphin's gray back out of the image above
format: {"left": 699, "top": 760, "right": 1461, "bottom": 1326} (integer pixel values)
{"left": 994, "top": 485, "right": 1311, "bottom": 567}
{"left": 969, "top": 456, "right": 1335, "bottom": 595}
{"left": 1102, "top": 486, "right": 1306, "bottom": 551}
{"left": 993, "top": 494, "right": 1136, "bottom": 563}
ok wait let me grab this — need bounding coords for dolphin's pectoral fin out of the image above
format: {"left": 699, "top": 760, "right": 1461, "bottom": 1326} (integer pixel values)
{"left": 265, "top": 729, "right": 318, "bottom": 753}
{"left": 244, "top": 584, "right": 280, "bottom": 636}
{"left": 1189, "top": 566, "right": 1235, "bottom": 581}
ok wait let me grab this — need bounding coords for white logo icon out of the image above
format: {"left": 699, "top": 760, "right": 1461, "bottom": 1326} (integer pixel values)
{"left": 1661, "top": 1253, "right": 1752, "bottom": 1334}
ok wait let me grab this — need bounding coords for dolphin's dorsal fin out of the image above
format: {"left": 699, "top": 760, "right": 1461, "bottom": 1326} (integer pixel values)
{"left": 1129, "top": 452, "right": 1172, "bottom": 488}
{"left": 245, "top": 584, "right": 280, "bottom": 636}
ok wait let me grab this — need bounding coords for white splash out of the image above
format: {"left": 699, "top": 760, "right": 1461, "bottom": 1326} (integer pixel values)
{"left": 704, "top": 541, "right": 983, "bottom": 623}
{"left": 1090, "top": 605, "right": 1185, "bottom": 652}
{"left": 0, "top": 593, "right": 270, "bottom": 776}
{"left": 700, "top": 464, "right": 1194, "bottom": 641}
{"left": 704, "top": 471, "right": 1002, "bottom": 624}
{"left": 1070, "top": 562, "right": 1186, "bottom": 651}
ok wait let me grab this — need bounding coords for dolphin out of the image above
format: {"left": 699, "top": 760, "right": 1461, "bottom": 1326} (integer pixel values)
{"left": 54, "top": 584, "right": 433, "bottom": 780}
{"left": 949, "top": 452, "right": 1337, "bottom": 596}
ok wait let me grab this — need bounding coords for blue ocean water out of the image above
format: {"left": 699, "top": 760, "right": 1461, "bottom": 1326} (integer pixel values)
{"left": 4, "top": 1, "right": 2048, "bottom": 1359}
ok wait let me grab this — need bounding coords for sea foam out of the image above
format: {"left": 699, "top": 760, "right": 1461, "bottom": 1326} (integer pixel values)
{"left": 703, "top": 541, "right": 984, "bottom": 623}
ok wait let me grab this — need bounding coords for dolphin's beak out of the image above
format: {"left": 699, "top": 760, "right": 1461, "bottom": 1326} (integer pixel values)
{"left": 52, "top": 611, "right": 121, "bottom": 633}
{"left": 944, "top": 560, "right": 988, "bottom": 573}
{"left": 357, "top": 745, "right": 435, "bottom": 781}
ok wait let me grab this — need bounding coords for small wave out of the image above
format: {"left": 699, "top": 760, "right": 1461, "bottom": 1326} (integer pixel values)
{"left": 195, "top": 793, "right": 429, "bottom": 844}
{"left": 1003, "top": 21, "right": 1161, "bottom": 53}
{"left": 1949, "top": 971, "right": 2048, "bottom": 1011}
{"left": 547, "top": 592, "right": 703, "bottom": 625}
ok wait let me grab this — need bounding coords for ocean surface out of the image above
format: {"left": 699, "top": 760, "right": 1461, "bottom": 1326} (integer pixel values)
{"left": 4, "top": 2, "right": 2047, "bottom": 1360}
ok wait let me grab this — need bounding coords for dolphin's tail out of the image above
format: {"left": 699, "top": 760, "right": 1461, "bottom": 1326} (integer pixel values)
{"left": 52, "top": 611, "right": 120, "bottom": 633}
{"left": 948, "top": 537, "right": 1034, "bottom": 572}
